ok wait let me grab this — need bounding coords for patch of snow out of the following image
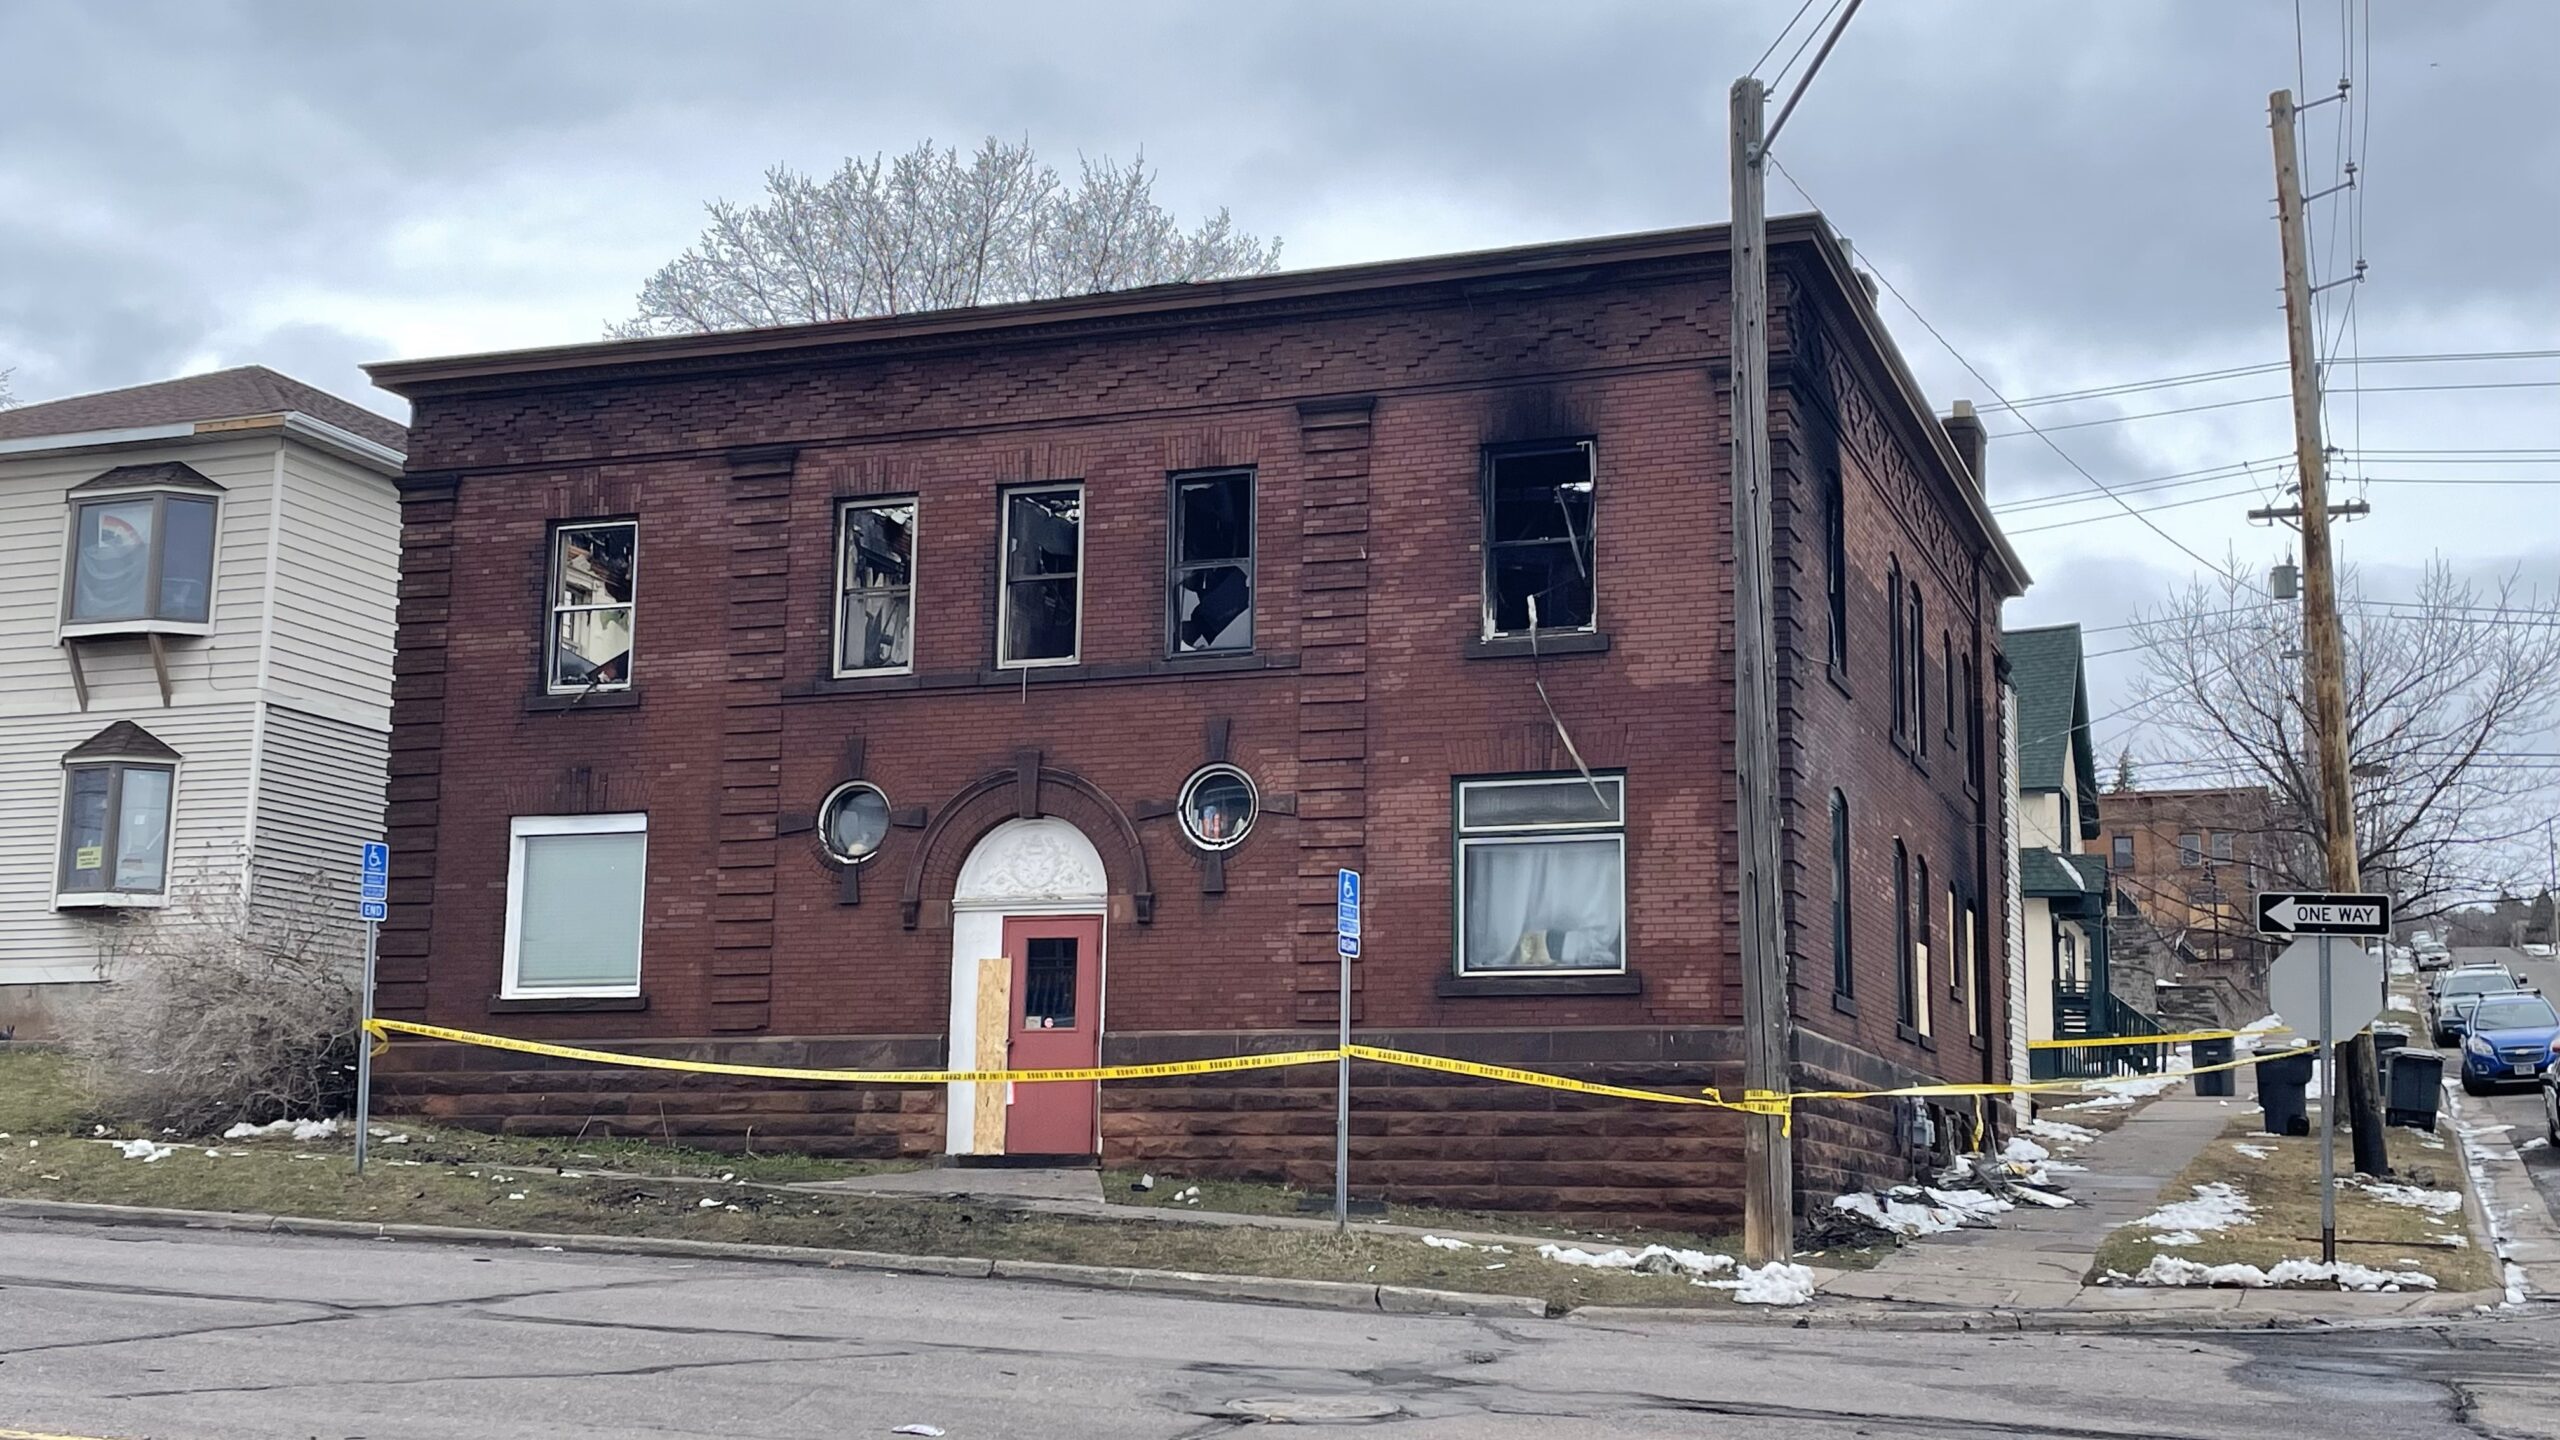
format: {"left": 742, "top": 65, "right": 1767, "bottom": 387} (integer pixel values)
{"left": 892, "top": 1427, "right": 946, "bottom": 1438}
{"left": 2345, "top": 1178, "right": 2464, "bottom": 1215}
{"left": 222, "top": 1118, "right": 339, "bottom": 1142}
{"left": 2521, "top": 1137, "right": 2549, "bottom": 1153}
{"left": 1534, "top": 1242, "right": 1734, "bottom": 1278}
{"left": 2136, "top": 1182, "right": 2255, "bottom": 1234}
{"left": 1421, "top": 1234, "right": 1476, "bottom": 1251}
{"left": 2025, "top": 1118, "right": 2100, "bottom": 1146}
{"left": 2000, "top": 1136, "right": 2051, "bottom": 1165}
{"left": 2131, "top": 1255, "right": 2435, "bottom": 1291}
{"left": 697, "top": 1197, "right": 722, "bottom": 1208}
{"left": 110, "top": 1139, "right": 175, "bottom": 1162}
{"left": 2151, "top": 1231, "right": 2202, "bottom": 1247}
{"left": 1922, "top": 1186, "right": 2015, "bottom": 1218}
{"left": 1833, "top": 1192, "right": 1963, "bottom": 1236}
{"left": 1710, "top": 1261, "right": 1818, "bottom": 1306}
{"left": 2007, "top": 1186, "right": 2075, "bottom": 1208}
{"left": 2231, "top": 1143, "right": 2276, "bottom": 1161}
{"left": 506, "top": 1192, "right": 526, "bottom": 1201}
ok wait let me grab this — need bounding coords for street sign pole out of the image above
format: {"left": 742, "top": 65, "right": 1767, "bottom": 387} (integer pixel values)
{"left": 354, "top": 841, "right": 389, "bottom": 1177}
{"left": 2317, "top": 934, "right": 2335, "bottom": 1264}
{"left": 1335, "top": 869, "right": 1360, "bottom": 1234}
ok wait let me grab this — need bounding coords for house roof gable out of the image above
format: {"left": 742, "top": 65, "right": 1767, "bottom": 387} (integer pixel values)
{"left": 0, "top": 366, "right": 407, "bottom": 455}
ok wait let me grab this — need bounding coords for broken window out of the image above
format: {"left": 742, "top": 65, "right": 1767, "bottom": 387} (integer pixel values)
{"left": 1482, "top": 443, "right": 1595, "bottom": 636}
{"left": 546, "top": 521, "right": 636, "bottom": 693}
{"left": 835, "top": 498, "right": 915, "bottom": 674}
{"left": 1825, "top": 475, "right": 1848, "bottom": 672}
{"left": 1830, "top": 791, "right": 1853, "bottom": 998}
{"left": 1887, "top": 559, "right": 1905, "bottom": 738}
{"left": 1169, "top": 469, "right": 1253, "bottom": 654}
{"left": 1000, "top": 485, "right": 1082, "bottom": 667}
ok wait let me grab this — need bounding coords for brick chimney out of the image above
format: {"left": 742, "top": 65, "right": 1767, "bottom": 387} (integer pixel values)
{"left": 1940, "top": 399, "right": 1987, "bottom": 488}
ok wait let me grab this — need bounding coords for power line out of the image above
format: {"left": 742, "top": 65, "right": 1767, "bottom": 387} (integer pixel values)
{"left": 1997, "top": 350, "right": 2560, "bottom": 412}
{"left": 1763, "top": 155, "right": 2266, "bottom": 595}
{"left": 1984, "top": 380, "right": 2560, "bottom": 437}
{"left": 1749, "top": 0, "right": 1826, "bottom": 78}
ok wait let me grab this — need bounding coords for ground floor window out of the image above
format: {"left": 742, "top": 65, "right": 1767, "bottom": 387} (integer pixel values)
{"left": 58, "top": 761, "right": 174, "bottom": 900}
{"left": 1455, "top": 774, "right": 1624, "bottom": 973}
{"left": 504, "top": 813, "right": 648, "bottom": 998}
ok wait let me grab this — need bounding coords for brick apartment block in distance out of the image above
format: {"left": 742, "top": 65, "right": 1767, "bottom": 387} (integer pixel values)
{"left": 364, "top": 216, "right": 2029, "bottom": 1227}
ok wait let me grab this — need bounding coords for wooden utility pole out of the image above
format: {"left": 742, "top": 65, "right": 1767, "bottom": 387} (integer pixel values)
{"left": 1730, "top": 74, "right": 1793, "bottom": 1265}
{"left": 2270, "top": 88, "right": 2390, "bottom": 1178}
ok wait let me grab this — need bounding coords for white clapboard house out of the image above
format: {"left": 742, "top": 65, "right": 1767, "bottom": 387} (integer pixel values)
{"left": 0, "top": 368, "right": 403, "bottom": 1038}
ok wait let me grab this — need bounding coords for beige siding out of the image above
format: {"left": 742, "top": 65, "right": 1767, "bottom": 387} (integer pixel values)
{"left": 0, "top": 436, "right": 278, "bottom": 716}
{"left": 266, "top": 439, "right": 399, "bottom": 723}
{"left": 248, "top": 703, "right": 387, "bottom": 954}
{"left": 0, "top": 703, "right": 258, "bottom": 987}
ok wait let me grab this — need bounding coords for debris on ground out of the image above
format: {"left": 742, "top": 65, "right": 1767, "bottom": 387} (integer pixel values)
{"left": 222, "top": 1118, "right": 340, "bottom": 1142}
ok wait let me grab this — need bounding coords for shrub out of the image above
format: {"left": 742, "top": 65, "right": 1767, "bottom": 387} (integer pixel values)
{"left": 64, "top": 871, "right": 360, "bottom": 1135}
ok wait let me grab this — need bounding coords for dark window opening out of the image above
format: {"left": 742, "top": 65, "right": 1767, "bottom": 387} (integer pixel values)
{"left": 1169, "top": 470, "right": 1254, "bottom": 654}
{"left": 1824, "top": 477, "right": 1848, "bottom": 672}
{"left": 1483, "top": 444, "right": 1595, "bottom": 636}
{"left": 836, "top": 499, "right": 916, "bottom": 673}
{"left": 1893, "top": 839, "right": 1914, "bottom": 1026}
{"left": 1001, "top": 486, "right": 1082, "bottom": 666}
{"left": 1887, "top": 560, "right": 1905, "bottom": 740}
{"left": 2112, "top": 834, "right": 2135, "bottom": 868}
{"left": 1910, "top": 588, "right": 1927, "bottom": 759}
{"left": 1830, "top": 791, "right": 1853, "bottom": 996}
{"left": 1022, "top": 937, "right": 1078, "bottom": 1027}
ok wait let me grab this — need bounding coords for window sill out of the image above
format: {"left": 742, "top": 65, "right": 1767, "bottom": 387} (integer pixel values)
{"left": 489, "top": 993, "right": 649, "bottom": 1014}
{"left": 1894, "top": 1022, "right": 1939, "bottom": 1052}
{"left": 524, "top": 688, "right": 641, "bottom": 713}
{"left": 1826, "top": 666, "right": 1853, "bottom": 701}
{"left": 1831, "top": 992, "right": 1859, "bottom": 1017}
{"left": 790, "top": 652, "right": 1298, "bottom": 699}
{"left": 59, "top": 620, "right": 213, "bottom": 642}
{"left": 1464, "top": 631, "right": 1610, "bottom": 661}
{"left": 1436, "top": 970, "right": 1642, "bottom": 998}
{"left": 55, "top": 892, "right": 166, "bottom": 911}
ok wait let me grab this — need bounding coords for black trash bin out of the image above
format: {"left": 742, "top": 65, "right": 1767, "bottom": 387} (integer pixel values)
{"left": 2384, "top": 1047, "right": 2444, "bottom": 1130}
{"left": 2372, "top": 1027, "right": 2410, "bottom": 1055}
{"left": 2256, "top": 1051, "right": 2315, "bottom": 1136}
{"left": 2194, "top": 1035, "right": 2236, "bottom": 1097}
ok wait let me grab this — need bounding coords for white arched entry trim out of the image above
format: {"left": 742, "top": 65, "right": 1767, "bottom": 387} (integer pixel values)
{"left": 945, "top": 817, "right": 1109, "bottom": 1154}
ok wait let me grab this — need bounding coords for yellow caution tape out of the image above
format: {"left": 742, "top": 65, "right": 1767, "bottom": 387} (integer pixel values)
{"left": 361, "top": 1019, "right": 2321, "bottom": 1129}
{"left": 363, "top": 1018, "right": 1336, "bottom": 1085}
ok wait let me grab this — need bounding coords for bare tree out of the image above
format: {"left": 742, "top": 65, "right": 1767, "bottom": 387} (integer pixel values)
{"left": 0, "top": 367, "right": 14, "bottom": 408}
{"left": 2129, "top": 560, "right": 2560, "bottom": 923}
{"left": 612, "top": 137, "right": 1282, "bottom": 337}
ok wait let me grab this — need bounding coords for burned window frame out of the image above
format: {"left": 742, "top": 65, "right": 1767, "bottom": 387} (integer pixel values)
{"left": 997, "top": 482, "right": 1085, "bottom": 669}
{"left": 1823, "top": 472, "right": 1848, "bottom": 675}
{"left": 1830, "top": 790, "right": 1854, "bottom": 1000}
{"left": 1165, "top": 467, "right": 1256, "bottom": 657}
{"left": 1480, "top": 440, "right": 1597, "bottom": 639}
{"left": 833, "top": 496, "right": 918, "bottom": 677}
{"left": 543, "top": 519, "right": 638, "bottom": 696}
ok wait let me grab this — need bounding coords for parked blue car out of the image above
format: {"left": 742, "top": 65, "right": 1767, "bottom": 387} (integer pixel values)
{"left": 2457, "top": 992, "right": 2560, "bottom": 1094}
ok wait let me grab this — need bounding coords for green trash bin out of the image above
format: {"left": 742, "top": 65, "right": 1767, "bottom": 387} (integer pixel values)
{"left": 2193, "top": 1035, "right": 2235, "bottom": 1097}
{"left": 2255, "top": 1052, "right": 2314, "bottom": 1136}
{"left": 2384, "top": 1047, "right": 2442, "bottom": 1130}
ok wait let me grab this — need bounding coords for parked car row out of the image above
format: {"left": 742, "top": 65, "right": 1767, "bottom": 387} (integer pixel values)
{"left": 2419, "top": 960, "right": 2560, "bottom": 1101}
{"left": 2410, "top": 930, "right": 2454, "bottom": 970}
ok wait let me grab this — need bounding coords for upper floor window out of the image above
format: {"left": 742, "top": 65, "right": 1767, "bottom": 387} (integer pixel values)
{"left": 1169, "top": 469, "right": 1253, "bottom": 654}
{"left": 2178, "top": 832, "right": 2203, "bottom": 867}
{"left": 2111, "top": 833, "right": 2135, "bottom": 868}
{"left": 1000, "top": 484, "right": 1082, "bottom": 667}
{"left": 546, "top": 522, "right": 635, "bottom": 693}
{"left": 1942, "top": 635, "right": 1957, "bottom": 745}
{"left": 1830, "top": 791, "right": 1854, "bottom": 997}
{"left": 504, "top": 813, "right": 647, "bottom": 998}
{"left": 1909, "top": 587, "right": 1927, "bottom": 759}
{"left": 1456, "top": 774, "right": 1624, "bottom": 974}
{"left": 1963, "top": 651, "right": 1983, "bottom": 787}
{"left": 2210, "top": 832, "right": 2235, "bottom": 863}
{"left": 66, "top": 491, "right": 217, "bottom": 627}
{"left": 1483, "top": 443, "right": 1595, "bottom": 637}
{"left": 835, "top": 498, "right": 916, "bottom": 675}
{"left": 1824, "top": 476, "right": 1848, "bottom": 672}
{"left": 1887, "top": 559, "right": 1906, "bottom": 737}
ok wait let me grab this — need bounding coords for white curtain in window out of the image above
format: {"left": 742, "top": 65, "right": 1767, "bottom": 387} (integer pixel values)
{"left": 1463, "top": 838, "right": 1622, "bottom": 970}
{"left": 516, "top": 832, "right": 645, "bottom": 990}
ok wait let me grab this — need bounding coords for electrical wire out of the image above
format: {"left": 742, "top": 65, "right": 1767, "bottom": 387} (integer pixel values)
{"left": 1749, "top": 0, "right": 1825, "bottom": 79}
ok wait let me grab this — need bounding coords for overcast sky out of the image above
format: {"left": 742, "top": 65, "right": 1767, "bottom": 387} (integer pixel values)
{"left": 3, "top": 0, "right": 2554, "bottom": 758}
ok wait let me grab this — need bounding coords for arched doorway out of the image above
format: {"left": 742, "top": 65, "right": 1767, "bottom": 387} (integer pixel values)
{"left": 944, "top": 817, "right": 1108, "bottom": 1159}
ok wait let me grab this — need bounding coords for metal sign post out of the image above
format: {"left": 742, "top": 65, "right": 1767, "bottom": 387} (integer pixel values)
{"left": 1335, "top": 868, "right": 1360, "bottom": 1234}
{"left": 2317, "top": 934, "right": 2335, "bottom": 1264}
{"left": 354, "top": 841, "right": 388, "bottom": 1176}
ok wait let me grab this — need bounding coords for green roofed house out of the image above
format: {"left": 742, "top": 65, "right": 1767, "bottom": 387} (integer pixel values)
{"left": 2002, "top": 622, "right": 2161, "bottom": 1078}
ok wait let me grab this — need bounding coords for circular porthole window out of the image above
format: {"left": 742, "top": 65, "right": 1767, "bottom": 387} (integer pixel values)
{"left": 1178, "top": 764, "right": 1258, "bottom": 851}
{"left": 818, "top": 781, "right": 892, "bottom": 865}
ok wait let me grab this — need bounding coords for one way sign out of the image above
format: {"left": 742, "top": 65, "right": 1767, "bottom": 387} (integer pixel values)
{"left": 2256, "top": 891, "right": 2393, "bottom": 938}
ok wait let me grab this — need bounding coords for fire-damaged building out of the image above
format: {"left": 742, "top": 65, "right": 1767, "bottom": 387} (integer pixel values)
{"left": 363, "top": 216, "right": 2029, "bottom": 1227}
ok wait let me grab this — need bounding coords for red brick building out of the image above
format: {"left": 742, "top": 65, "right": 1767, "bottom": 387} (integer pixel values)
{"left": 365, "top": 218, "right": 2026, "bottom": 1226}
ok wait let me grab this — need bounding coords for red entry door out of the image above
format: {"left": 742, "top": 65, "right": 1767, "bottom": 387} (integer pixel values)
{"left": 1003, "top": 915, "right": 1102, "bottom": 1156}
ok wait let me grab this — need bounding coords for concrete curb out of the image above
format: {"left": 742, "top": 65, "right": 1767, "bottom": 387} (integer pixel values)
{"left": 0, "top": 1197, "right": 1548, "bottom": 1320}
{"left": 1573, "top": 1294, "right": 2515, "bottom": 1334}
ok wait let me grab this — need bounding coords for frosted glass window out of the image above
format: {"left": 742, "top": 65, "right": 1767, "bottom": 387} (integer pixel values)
{"left": 506, "top": 819, "right": 646, "bottom": 995}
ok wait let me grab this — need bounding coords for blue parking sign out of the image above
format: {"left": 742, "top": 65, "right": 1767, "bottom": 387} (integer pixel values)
{"left": 361, "top": 842, "right": 390, "bottom": 875}
{"left": 359, "top": 900, "right": 387, "bottom": 922}
{"left": 1336, "top": 868, "right": 1361, "bottom": 955}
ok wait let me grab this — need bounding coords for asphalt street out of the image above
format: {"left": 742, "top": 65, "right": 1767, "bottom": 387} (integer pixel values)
{"left": 1, "top": 1220, "right": 2555, "bottom": 1440}
{"left": 2443, "top": 945, "right": 2560, "bottom": 1220}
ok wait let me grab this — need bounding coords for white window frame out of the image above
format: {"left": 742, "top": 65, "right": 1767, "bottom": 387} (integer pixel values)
{"left": 997, "top": 483, "right": 1084, "bottom": 669}
{"left": 1453, "top": 773, "right": 1627, "bottom": 977}
{"left": 833, "top": 497, "right": 918, "bottom": 677}
{"left": 502, "top": 812, "right": 648, "bottom": 999}
{"left": 58, "top": 486, "right": 222, "bottom": 640}
{"left": 544, "top": 520, "right": 638, "bottom": 696}
{"left": 53, "top": 760, "right": 179, "bottom": 909}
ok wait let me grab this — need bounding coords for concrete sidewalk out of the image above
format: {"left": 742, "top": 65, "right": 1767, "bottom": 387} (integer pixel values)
{"left": 1822, "top": 1088, "right": 2244, "bottom": 1309}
